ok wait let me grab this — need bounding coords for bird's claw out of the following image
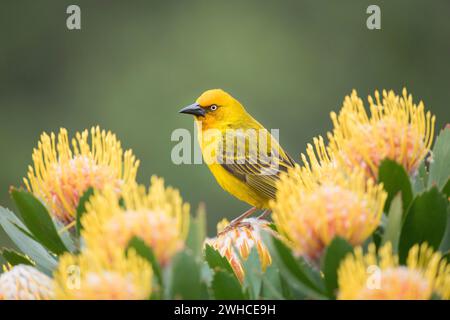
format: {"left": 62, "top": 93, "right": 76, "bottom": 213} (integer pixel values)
{"left": 218, "top": 220, "right": 251, "bottom": 236}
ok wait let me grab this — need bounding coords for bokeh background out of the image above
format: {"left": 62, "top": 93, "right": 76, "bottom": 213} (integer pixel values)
{"left": 1, "top": 0, "right": 449, "bottom": 240}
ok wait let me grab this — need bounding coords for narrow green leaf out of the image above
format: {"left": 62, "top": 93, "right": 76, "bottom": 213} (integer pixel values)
{"left": 399, "top": 188, "right": 448, "bottom": 263}
{"left": 170, "top": 250, "right": 208, "bottom": 299}
{"left": 263, "top": 232, "right": 327, "bottom": 299}
{"left": 382, "top": 193, "right": 403, "bottom": 253}
{"left": 442, "top": 179, "right": 450, "bottom": 199}
{"left": 321, "top": 237, "right": 353, "bottom": 298}
{"left": 372, "top": 226, "right": 383, "bottom": 251}
{"left": 199, "top": 260, "right": 213, "bottom": 286}
{"left": 11, "top": 221, "right": 37, "bottom": 241}
{"left": 279, "top": 272, "right": 295, "bottom": 299}
{"left": 186, "top": 203, "right": 207, "bottom": 258}
{"left": 242, "top": 249, "right": 263, "bottom": 299}
{"left": 76, "top": 187, "right": 94, "bottom": 237}
{"left": 53, "top": 219, "right": 76, "bottom": 252}
{"left": 212, "top": 270, "right": 246, "bottom": 300}
{"left": 0, "top": 206, "right": 57, "bottom": 274}
{"left": 428, "top": 128, "right": 450, "bottom": 190}
{"left": 439, "top": 204, "right": 450, "bottom": 252}
{"left": 260, "top": 265, "right": 286, "bottom": 299}
{"left": 442, "top": 251, "right": 450, "bottom": 263}
{"left": 378, "top": 159, "right": 413, "bottom": 214}
{"left": 1, "top": 248, "right": 34, "bottom": 266}
{"left": 412, "top": 160, "right": 428, "bottom": 194}
{"left": 126, "top": 237, "right": 163, "bottom": 287}
{"left": 11, "top": 189, "right": 67, "bottom": 255}
{"left": 204, "top": 244, "right": 235, "bottom": 275}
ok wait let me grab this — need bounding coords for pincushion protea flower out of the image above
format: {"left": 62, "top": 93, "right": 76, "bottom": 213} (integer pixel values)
{"left": 81, "top": 176, "right": 189, "bottom": 266}
{"left": 0, "top": 265, "right": 53, "bottom": 300}
{"left": 205, "top": 218, "right": 273, "bottom": 283}
{"left": 338, "top": 242, "right": 450, "bottom": 300}
{"left": 271, "top": 138, "right": 386, "bottom": 261}
{"left": 328, "top": 88, "right": 435, "bottom": 179}
{"left": 54, "top": 247, "right": 152, "bottom": 300}
{"left": 24, "top": 126, "right": 139, "bottom": 225}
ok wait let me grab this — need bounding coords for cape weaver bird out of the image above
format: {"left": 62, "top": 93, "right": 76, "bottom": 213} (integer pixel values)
{"left": 179, "top": 89, "right": 295, "bottom": 231}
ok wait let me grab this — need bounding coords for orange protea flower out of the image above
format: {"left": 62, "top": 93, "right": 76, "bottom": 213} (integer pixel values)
{"left": 81, "top": 176, "right": 189, "bottom": 266}
{"left": 205, "top": 218, "right": 273, "bottom": 283}
{"left": 271, "top": 138, "right": 386, "bottom": 261}
{"left": 328, "top": 89, "right": 435, "bottom": 179}
{"left": 0, "top": 265, "right": 54, "bottom": 300}
{"left": 338, "top": 242, "right": 450, "bottom": 300}
{"left": 24, "top": 126, "right": 139, "bottom": 225}
{"left": 54, "top": 247, "right": 152, "bottom": 300}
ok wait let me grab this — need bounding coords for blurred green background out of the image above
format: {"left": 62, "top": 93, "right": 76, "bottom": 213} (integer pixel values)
{"left": 1, "top": 0, "right": 449, "bottom": 239}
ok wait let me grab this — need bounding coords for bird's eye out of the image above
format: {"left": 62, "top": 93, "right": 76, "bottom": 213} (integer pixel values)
{"left": 210, "top": 105, "right": 218, "bottom": 111}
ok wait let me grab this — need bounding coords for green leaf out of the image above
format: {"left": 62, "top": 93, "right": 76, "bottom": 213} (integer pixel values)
{"left": 204, "top": 244, "right": 235, "bottom": 275}
{"left": 0, "top": 206, "right": 57, "bottom": 274}
{"left": 11, "top": 189, "right": 67, "bottom": 255}
{"left": 169, "top": 250, "right": 208, "bottom": 299}
{"left": 399, "top": 187, "right": 448, "bottom": 263}
{"left": 75, "top": 187, "right": 93, "bottom": 237}
{"left": 429, "top": 128, "right": 450, "bottom": 190}
{"left": 260, "top": 264, "right": 286, "bottom": 299}
{"left": 199, "top": 260, "right": 213, "bottom": 286}
{"left": 126, "top": 237, "right": 163, "bottom": 287}
{"left": 412, "top": 161, "right": 428, "bottom": 194}
{"left": 378, "top": 159, "right": 413, "bottom": 214}
{"left": 186, "top": 203, "right": 207, "bottom": 258}
{"left": 1, "top": 248, "right": 34, "bottom": 266}
{"left": 263, "top": 232, "right": 327, "bottom": 299}
{"left": 321, "top": 237, "right": 353, "bottom": 298}
{"left": 242, "top": 249, "right": 263, "bottom": 299}
{"left": 372, "top": 227, "right": 383, "bottom": 251}
{"left": 11, "top": 221, "right": 38, "bottom": 241}
{"left": 442, "top": 179, "right": 450, "bottom": 199}
{"left": 53, "top": 220, "right": 76, "bottom": 252}
{"left": 381, "top": 194, "right": 403, "bottom": 253}
{"left": 439, "top": 204, "right": 450, "bottom": 253}
{"left": 212, "top": 270, "right": 246, "bottom": 300}
{"left": 442, "top": 251, "right": 450, "bottom": 263}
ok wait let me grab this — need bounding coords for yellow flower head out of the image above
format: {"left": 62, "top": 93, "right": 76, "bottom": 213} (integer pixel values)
{"left": 338, "top": 242, "right": 450, "bottom": 300}
{"left": 271, "top": 137, "right": 386, "bottom": 261}
{"left": 54, "top": 247, "right": 152, "bottom": 300}
{"left": 24, "top": 126, "right": 139, "bottom": 225}
{"left": 205, "top": 218, "right": 273, "bottom": 283}
{"left": 0, "top": 264, "right": 54, "bottom": 300}
{"left": 328, "top": 89, "right": 435, "bottom": 179}
{"left": 82, "top": 176, "right": 190, "bottom": 266}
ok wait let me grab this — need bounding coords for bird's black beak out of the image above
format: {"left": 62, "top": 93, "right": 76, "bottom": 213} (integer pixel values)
{"left": 179, "top": 103, "right": 205, "bottom": 117}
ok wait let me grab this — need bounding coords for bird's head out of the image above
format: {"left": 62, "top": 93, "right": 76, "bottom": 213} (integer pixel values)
{"left": 179, "top": 89, "right": 246, "bottom": 128}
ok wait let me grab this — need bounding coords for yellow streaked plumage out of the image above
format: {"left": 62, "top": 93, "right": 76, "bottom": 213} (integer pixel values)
{"left": 180, "top": 89, "right": 295, "bottom": 210}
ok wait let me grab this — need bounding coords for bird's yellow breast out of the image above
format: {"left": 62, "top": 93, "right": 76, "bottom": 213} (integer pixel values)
{"left": 196, "top": 120, "right": 270, "bottom": 208}
{"left": 206, "top": 163, "right": 270, "bottom": 208}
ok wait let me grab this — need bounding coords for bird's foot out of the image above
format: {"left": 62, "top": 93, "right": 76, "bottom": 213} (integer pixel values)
{"left": 218, "top": 206, "right": 258, "bottom": 236}
{"left": 257, "top": 209, "right": 271, "bottom": 220}
{"left": 218, "top": 219, "right": 252, "bottom": 236}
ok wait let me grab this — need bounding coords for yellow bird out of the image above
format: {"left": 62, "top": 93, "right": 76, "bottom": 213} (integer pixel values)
{"left": 179, "top": 89, "right": 295, "bottom": 229}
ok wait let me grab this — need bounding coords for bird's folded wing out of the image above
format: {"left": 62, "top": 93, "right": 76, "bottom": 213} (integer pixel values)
{"left": 218, "top": 130, "right": 295, "bottom": 200}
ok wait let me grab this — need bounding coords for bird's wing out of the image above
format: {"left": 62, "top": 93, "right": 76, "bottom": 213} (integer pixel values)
{"left": 218, "top": 129, "right": 295, "bottom": 200}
